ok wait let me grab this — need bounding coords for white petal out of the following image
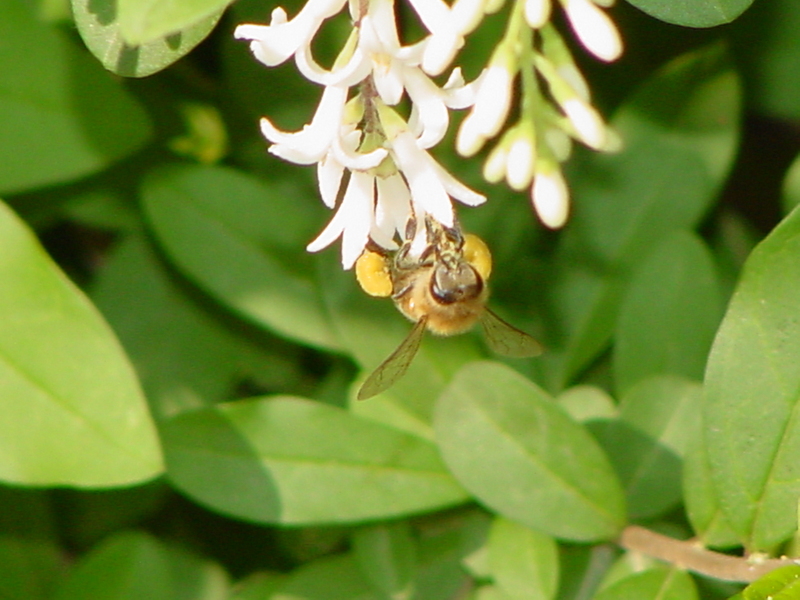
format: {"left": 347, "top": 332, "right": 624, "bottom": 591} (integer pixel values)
{"left": 422, "top": 28, "right": 463, "bottom": 76}
{"left": 376, "top": 173, "right": 413, "bottom": 238}
{"left": 483, "top": 143, "right": 508, "bottom": 183}
{"left": 307, "top": 171, "right": 374, "bottom": 269}
{"left": 391, "top": 132, "right": 454, "bottom": 226}
{"left": 330, "top": 132, "right": 389, "bottom": 171}
{"left": 431, "top": 159, "right": 486, "bottom": 206}
{"left": 259, "top": 85, "right": 347, "bottom": 163}
{"left": 402, "top": 67, "right": 449, "bottom": 148}
{"left": 506, "top": 136, "right": 536, "bottom": 190}
{"left": 562, "top": 98, "right": 607, "bottom": 149}
{"left": 317, "top": 155, "right": 345, "bottom": 208}
{"left": 532, "top": 169, "right": 569, "bottom": 228}
{"left": 372, "top": 60, "right": 406, "bottom": 106}
{"left": 441, "top": 67, "right": 478, "bottom": 109}
{"left": 234, "top": 0, "right": 347, "bottom": 66}
{"left": 456, "top": 112, "right": 487, "bottom": 156}
{"left": 451, "top": 0, "right": 486, "bottom": 36}
{"left": 562, "top": 0, "right": 622, "bottom": 62}
{"left": 295, "top": 43, "right": 371, "bottom": 86}
{"left": 525, "top": 0, "right": 551, "bottom": 27}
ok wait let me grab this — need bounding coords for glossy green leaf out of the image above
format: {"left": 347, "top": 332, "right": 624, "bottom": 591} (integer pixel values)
{"left": 683, "top": 433, "right": 742, "bottom": 549}
{"left": 556, "top": 385, "right": 618, "bottom": 423}
{"left": 0, "top": 201, "right": 162, "bottom": 486}
{"left": 141, "top": 164, "right": 340, "bottom": 352}
{"left": 487, "top": 516, "right": 558, "bottom": 600}
{"left": 272, "top": 553, "right": 381, "bottom": 600}
{"left": 91, "top": 234, "right": 297, "bottom": 420}
{"left": 117, "top": 0, "right": 232, "bottom": 46}
{"left": 550, "top": 43, "right": 740, "bottom": 385}
{"left": 229, "top": 573, "right": 285, "bottom": 600}
{"left": 434, "top": 362, "right": 626, "bottom": 542}
{"left": 556, "top": 544, "right": 617, "bottom": 600}
{"left": 0, "top": 2, "right": 152, "bottom": 194}
{"left": 597, "top": 376, "right": 701, "bottom": 520}
{"left": 614, "top": 232, "right": 723, "bottom": 394}
{"left": 624, "top": 0, "right": 752, "bottom": 27}
{"left": 353, "top": 522, "right": 416, "bottom": 599}
{"left": 704, "top": 205, "right": 800, "bottom": 551}
{"left": 163, "top": 396, "right": 469, "bottom": 524}
{"left": 741, "top": 565, "right": 800, "bottom": 600}
{"left": 52, "top": 531, "right": 228, "bottom": 600}
{"left": 0, "top": 537, "right": 63, "bottom": 600}
{"left": 593, "top": 567, "right": 698, "bottom": 600}
{"left": 72, "top": 0, "right": 222, "bottom": 78}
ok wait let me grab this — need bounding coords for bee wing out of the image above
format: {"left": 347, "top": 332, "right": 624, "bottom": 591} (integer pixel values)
{"left": 357, "top": 317, "right": 428, "bottom": 400}
{"left": 480, "top": 309, "right": 543, "bottom": 358}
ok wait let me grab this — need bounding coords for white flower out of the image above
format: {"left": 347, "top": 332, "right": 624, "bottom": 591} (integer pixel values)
{"left": 457, "top": 53, "right": 515, "bottom": 156}
{"left": 392, "top": 130, "right": 486, "bottom": 227}
{"left": 234, "top": 0, "right": 346, "bottom": 67}
{"left": 506, "top": 134, "right": 536, "bottom": 190}
{"left": 525, "top": 0, "right": 552, "bottom": 28}
{"left": 560, "top": 0, "right": 622, "bottom": 62}
{"left": 532, "top": 165, "right": 569, "bottom": 228}
{"left": 561, "top": 97, "right": 607, "bottom": 149}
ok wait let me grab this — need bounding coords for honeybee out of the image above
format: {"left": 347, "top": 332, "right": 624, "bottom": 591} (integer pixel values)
{"left": 355, "top": 216, "right": 542, "bottom": 400}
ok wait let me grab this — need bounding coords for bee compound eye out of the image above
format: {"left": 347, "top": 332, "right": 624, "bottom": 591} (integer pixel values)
{"left": 463, "top": 234, "right": 492, "bottom": 281}
{"left": 355, "top": 250, "right": 392, "bottom": 297}
{"left": 430, "top": 264, "right": 483, "bottom": 305}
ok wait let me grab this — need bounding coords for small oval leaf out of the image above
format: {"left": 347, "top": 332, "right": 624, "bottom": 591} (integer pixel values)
{"left": 624, "top": 0, "right": 753, "bottom": 28}
{"left": 704, "top": 205, "right": 800, "bottom": 550}
{"left": 163, "top": 396, "right": 469, "bottom": 524}
{"left": 434, "top": 362, "right": 626, "bottom": 542}
{"left": 0, "top": 201, "right": 162, "bottom": 486}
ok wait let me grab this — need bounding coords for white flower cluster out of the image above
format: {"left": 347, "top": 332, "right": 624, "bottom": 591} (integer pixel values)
{"left": 235, "top": 0, "right": 622, "bottom": 266}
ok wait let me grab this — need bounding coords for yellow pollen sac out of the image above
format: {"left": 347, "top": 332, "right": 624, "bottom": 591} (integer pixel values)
{"left": 355, "top": 250, "right": 393, "bottom": 297}
{"left": 463, "top": 234, "right": 492, "bottom": 281}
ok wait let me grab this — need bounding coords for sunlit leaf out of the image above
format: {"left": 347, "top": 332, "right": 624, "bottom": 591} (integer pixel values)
{"left": 141, "top": 164, "right": 341, "bottom": 352}
{"left": 162, "top": 396, "right": 469, "bottom": 524}
{"left": 0, "top": 201, "right": 162, "bottom": 487}
{"left": 704, "top": 205, "right": 800, "bottom": 551}
{"left": 0, "top": 2, "right": 152, "bottom": 194}
{"left": 117, "top": 0, "right": 232, "bottom": 46}
{"left": 593, "top": 567, "right": 698, "bottom": 600}
{"left": 434, "top": 362, "right": 625, "bottom": 542}
{"left": 488, "top": 517, "right": 559, "bottom": 600}
{"left": 741, "top": 565, "right": 800, "bottom": 600}
{"left": 71, "top": 0, "right": 222, "bottom": 77}
{"left": 624, "top": 0, "right": 752, "bottom": 27}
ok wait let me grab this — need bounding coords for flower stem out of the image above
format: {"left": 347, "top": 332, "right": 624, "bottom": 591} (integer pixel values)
{"left": 618, "top": 525, "right": 800, "bottom": 583}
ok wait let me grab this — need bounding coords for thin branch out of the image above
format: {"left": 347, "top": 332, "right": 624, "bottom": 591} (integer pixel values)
{"left": 619, "top": 525, "right": 800, "bottom": 583}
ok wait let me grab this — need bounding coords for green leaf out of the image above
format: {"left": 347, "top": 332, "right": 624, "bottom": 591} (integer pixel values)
{"left": 353, "top": 522, "right": 417, "bottom": 599}
{"left": 271, "top": 553, "right": 381, "bottom": 600}
{"left": 549, "top": 43, "right": 740, "bottom": 385}
{"left": 0, "top": 536, "right": 63, "bottom": 600}
{"left": 0, "top": 201, "right": 162, "bottom": 486}
{"left": 731, "top": 0, "right": 800, "bottom": 121}
{"left": 162, "top": 396, "right": 469, "bottom": 524}
{"left": 52, "top": 531, "right": 229, "bottom": 600}
{"left": 72, "top": 0, "right": 223, "bottom": 78}
{"left": 556, "top": 385, "right": 618, "bottom": 423}
{"left": 593, "top": 567, "right": 698, "bottom": 600}
{"left": 487, "top": 516, "right": 559, "bottom": 600}
{"left": 596, "top": 376, "right": 701, "bottom": 520}
{"left": 0, "top": 2, "right": 152, "bottom": 194}
{"left": 434, "top": 362, "right": 626, "bottom": 542}
{"left": 613, "top": 232, "right": 723, "bottom": 394}
{"left": 623, "top": 0, "right": 752, "bottom": 27}
{"left": 141, "top": 164, "right": 340, "bottom": 352}
{"left": 742, "top": 565, "right": 800, "bottom": 600}
{"left": 782, "top": 152, "right": 800, "bottom": 216}
{"left": 117, "top": 0, "right": 232, "bottom": 46}
{"left": 704, "top": 205, "right": 800, "bottom": 550}
{"left": 683, "top": 433, "right": 742, "bottom": 548}
{"left": 91, "top": 234, "right": 297, "bottom": 420}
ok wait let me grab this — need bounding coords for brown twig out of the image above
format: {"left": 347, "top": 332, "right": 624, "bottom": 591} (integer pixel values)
{"left": 618, "top": 525, "right": 800, "bottom": 583}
